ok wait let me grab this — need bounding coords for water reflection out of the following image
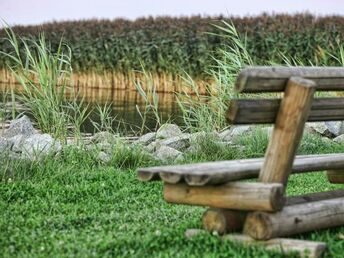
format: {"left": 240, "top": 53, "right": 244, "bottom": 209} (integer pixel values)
{"left": 0, "top": 83, "right": 183, "bottom": 134}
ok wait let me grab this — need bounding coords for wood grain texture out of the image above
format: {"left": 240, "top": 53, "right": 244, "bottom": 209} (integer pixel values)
{"left": 137, "top": 153, "right": 344, "bottom": 185}
{"left": 259, "top": 77, "right": 316, "bottom": 185}
{"left": 235, "top": 66, "right": 344, "bottom": 93}
{"left": 227, "top": 98, "right": 344, "bottom": 124}
{"left": 164, "top": 182, "right": 285, "bottom": 211}
{"left": 222, "top": 234, "right": 327, "bottom": 258}
{"left": 202, "top": 209, "right": 247, "bottom": 235}
{"left": 201, "top": 189, "right": 344, "bottom": 235}
{"left": 244, "top": 197, "right": 344, "bottom": 240}
{"left": 326, "top": 169, "right": 344, "bottom": 184}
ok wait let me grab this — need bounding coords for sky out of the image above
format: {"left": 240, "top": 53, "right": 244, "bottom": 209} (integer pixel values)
{"left": 1, "top": 0, "right": 344, "bottom": 26}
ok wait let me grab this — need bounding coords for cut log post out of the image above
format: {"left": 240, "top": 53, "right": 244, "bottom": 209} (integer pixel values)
{"left": 202, "top": 209, "right": 247, "bottom": 235}
{"left": 244, "top": 196, "right": 344, "bottom": 240}
{"left": 326, "top": 170, "right": 344, "bottom": 184}
{"left": 259, "top": 77, "right": 316, "bottom": 185}
{"left": 137, "top": 153, "right": 344, "bottom": 185}
{"left": 222, "top": 234, "right": 327, "bottom": 258}
{"left": 159, "top": 172, "right": 183, "bottom": 184}
{"left": 164, "top": 182, "right": 285, "bottom": 211}
{"left": 202, "top": 189, "right": 344, "bottom": 235}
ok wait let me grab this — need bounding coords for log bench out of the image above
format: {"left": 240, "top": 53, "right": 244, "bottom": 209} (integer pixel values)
{"left": 137, "top": 66, "right": 344, "bottom": 257}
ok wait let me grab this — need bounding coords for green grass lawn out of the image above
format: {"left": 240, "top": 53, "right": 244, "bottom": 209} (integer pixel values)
{"left": 1, "top": 131, "right": 344, "bottom": 257}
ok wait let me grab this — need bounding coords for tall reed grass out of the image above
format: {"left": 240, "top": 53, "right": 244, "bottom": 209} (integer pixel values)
{"left": 1, "top": 26, "right": 90, "bottom": 140}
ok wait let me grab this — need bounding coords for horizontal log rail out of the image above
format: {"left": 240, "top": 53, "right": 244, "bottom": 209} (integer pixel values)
{"left": 202, "top": 189, "right": 344, "bottom": 235}
{"left": 244, "top": 196, "right": 344, "bottom": 240}
{"left": 164, "top": 182, "right": 285, "bottom": 211}
{"left": 228, "top": 97, "right": 344, "bottom": 124}
{"left": 137, "top": 154, "right": 344, "bottom": 186}
{"left": 235, "top": 66, "right": 344, "bottom": 93}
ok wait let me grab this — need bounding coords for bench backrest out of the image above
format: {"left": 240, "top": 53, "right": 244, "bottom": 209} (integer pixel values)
{"left": 228, "top": 67, "right": 344, "bottom": 124}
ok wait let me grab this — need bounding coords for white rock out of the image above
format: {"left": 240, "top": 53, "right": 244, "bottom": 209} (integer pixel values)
{"left": 8, "top": 134, "right": 26, "bottom": 152}
{"left": 3, "top": 115, "right": 36, "bottom": 139}
{"left": 219, "top": 126, "right": 251, "bottom": 141}
{"left": 0, "top": 136, "right": 11, "bottom": 152}
{"left": 325, "top": 121, "right": 344, "bottom": 137}
{"left": 230, "top": 126, "right": 252, "bottom": 138}
{"left": 306, "top": 122, "right": 335, "bottom": 137}
{"left": 97, "top": 151, "right": 111, "bottom": 163}
{"left": 136, "top": 132, "right": 156, "bottom": 146}
{"left": 333, "top": 134, "right": 344, "bottom": 143}
{"left": 21, "top": 134, "right": 61, "bottom": 160}
{"left": 154, "top": 145, "right": 183, "bottom": 161}
{"left": 156, "top": 124, "right": 182, "bottom": 139}
{"left": 159, "top": 134, "right": 191, "bottom": 151}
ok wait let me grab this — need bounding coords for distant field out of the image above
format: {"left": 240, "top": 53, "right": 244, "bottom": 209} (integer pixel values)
{"left": 1, "top": 14, "right": 344, "bottom": 77}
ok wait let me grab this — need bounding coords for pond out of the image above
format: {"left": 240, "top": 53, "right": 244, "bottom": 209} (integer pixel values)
{"left": 0, "top": 83, "right": 184, "bottom": 135}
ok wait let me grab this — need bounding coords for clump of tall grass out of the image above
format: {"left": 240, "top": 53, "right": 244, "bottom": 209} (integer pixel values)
{"left": 0, "top": 26, "right": 90, "bottom": 140}
{"left": 177, "top": 21, "right": 253, "bottom": 132}
{"left": 134, "top": 66, "right": 162, "bottom": 134}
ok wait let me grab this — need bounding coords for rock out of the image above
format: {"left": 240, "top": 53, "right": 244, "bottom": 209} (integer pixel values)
{"left": 97, "top": 151, "right": 111, "bottom": 163}
{"left": 156, "top": 124, "right": 182, "bottom": 139}
{"left": 8, "top": 134, "right": 26, "bottom": 152}
{"left": 154, "top": 145, "right": 183, "bottom": 161}
{"left": 219, "top": 126, "right": 251, "bottom": 141}
{"left": 218, "top": 129, "right": 232, "bottom": 141}
{"left": 0, "top": 136, "right": 11, "bottom": 152}
{"left": 21, "top": 134, "right": 61, "bottom": 160}
{"left": 136, "top": 132, "right": 156, "bottom": 146}
{"left": 190, "top": 131, "right": 219, "bottom": 143}
{"left": 325, "top": 121, "right": 344, "bottom": 137}
{"left": 230, "top": 126, "right": 252, "bottom": 138}
{"left": 159, "top": 134, "right": 191, "bottom": 151}
{"left": 306, "top": 122, "right": 344, "bottom": 138}
{"left": 91, "top": 131, "right": 117, "bottom": 144}
{"left": 333, "top": 134, "right": 344, "bottom": 143}
{"left": 145, "top": 140, "right": 161, "bottom": 153}
{"left": 2, "top": 115, "right": 36, "bottom": 139}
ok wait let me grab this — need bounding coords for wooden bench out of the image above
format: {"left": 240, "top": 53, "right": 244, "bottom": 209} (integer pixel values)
{"left": 137, "top": 67, "right": 344, "bottom": 257}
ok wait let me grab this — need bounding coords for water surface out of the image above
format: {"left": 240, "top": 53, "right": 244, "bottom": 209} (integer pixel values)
{"left": 0, "top": 83, "right": 183, "bottom": 134}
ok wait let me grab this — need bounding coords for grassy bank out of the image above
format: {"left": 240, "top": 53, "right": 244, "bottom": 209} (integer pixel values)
{"left": 1, "top": 130, "right": 344, "bottom": 257}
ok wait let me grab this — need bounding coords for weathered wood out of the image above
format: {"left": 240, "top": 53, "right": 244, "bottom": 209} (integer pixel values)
{"left": 202, "top": 189, "right": 344, "bottom": 234}
{"left": 137, "top": 153, "right": 344, "bottom": 185}
{"left": 202, "top": 209, "right": 247, "bottom": 235}
{"left": 244, "top": 197, "right": 344, "bottom": 240}
{"left": 327, "top": 169, "right": 344, "bottom": 184}
{"left": 184, "top": 229, "right": 327, "bottom": 258}
{"left": 164, "top": 182, "right": 285, "bottom": 211}
{"left": 228, "top": 98, "right": 344, "bottom": 124}
{"left": 236, "top": 66, "right": 344, "bottom": 93}
{"left": 222, "top": 234, "right": 327, "bottom": 258}
{"left": 159, "top": 172, "right": 183, "bottom": 184}
{"left": 259, "top": 77, "right": 316, "bottom": 185}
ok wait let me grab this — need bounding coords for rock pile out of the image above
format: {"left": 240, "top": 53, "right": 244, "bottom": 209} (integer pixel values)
{"left": 2, "top": 116, "right": 344, "bottom": 163}
{"left": 0, "top": 116, "right": 61, "bottom": 161}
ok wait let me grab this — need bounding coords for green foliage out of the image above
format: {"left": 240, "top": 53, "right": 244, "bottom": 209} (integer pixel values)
{"left": 1, "top": 134, "right": 344, "bottom": 257}
{"left": 0, "top": 26, "right": 92, "bottom": 140}
{"left": 1, "top": 14, "right": 344, "bottom": 77}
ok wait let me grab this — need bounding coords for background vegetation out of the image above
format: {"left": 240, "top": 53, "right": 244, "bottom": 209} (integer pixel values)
{"left": 1, "top": 14, "right": 344, "bottom": 78}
